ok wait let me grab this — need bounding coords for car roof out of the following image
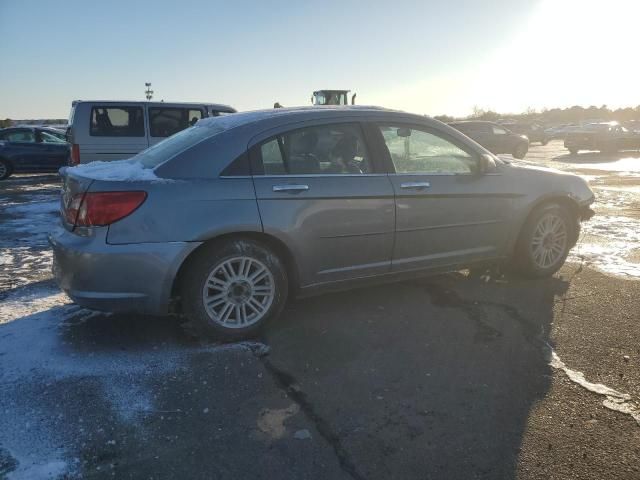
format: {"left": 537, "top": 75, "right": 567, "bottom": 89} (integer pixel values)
{"left": 195, "top": 105, "right": 407, "bottom": 133}
{"left": 72, "top": 100, "right": 235, "bottom": 111}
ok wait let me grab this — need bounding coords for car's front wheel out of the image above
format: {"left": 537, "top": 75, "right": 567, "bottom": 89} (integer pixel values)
{"left": 180, "top": 239, "right": 288, "bottom": 339}
{"left": 0, "top": 159, "right": 12, "bottom": 180}
{"left": 514, "top": 204, "right": 575, "bottom": 278}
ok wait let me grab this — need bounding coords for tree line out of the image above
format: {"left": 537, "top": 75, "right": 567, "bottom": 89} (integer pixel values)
{"left": 434, "top": 105, "right": 640, "bottom": 125}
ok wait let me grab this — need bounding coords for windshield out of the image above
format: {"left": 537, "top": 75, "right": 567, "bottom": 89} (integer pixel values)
{"left": 135, "top": 124, "right": 216, "bottom": 168}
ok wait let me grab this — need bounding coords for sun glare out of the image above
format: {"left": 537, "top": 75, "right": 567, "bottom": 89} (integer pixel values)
{"left": 470, "top": 0, "right": 640, "bottom": 114}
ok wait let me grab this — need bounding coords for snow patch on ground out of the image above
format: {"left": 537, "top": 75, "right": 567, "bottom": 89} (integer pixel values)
{"left": 7, "top": 459, "right": 69, "bottom": 480}
{"left": 548, "top": 349, "right": 640, "bottom": 426}
{"left": 69, "top": 160, "right": 159, "bottom": 181}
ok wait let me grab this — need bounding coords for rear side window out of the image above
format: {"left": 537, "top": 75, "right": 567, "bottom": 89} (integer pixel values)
{"left": 90, "top": 106, "right": 144, "bottom": 137}
{"left": 135, "top": 125, "right": 214, "bottom": 168}
{"left": 149, "top": 107, "right": 204, "bottom": 137}
{"left": 253, "top": 123, "right": 371, "bottom": 175}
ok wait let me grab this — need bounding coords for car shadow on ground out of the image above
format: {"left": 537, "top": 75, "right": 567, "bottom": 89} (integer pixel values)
{"left": 261, "top": 271, "right": 570, "bottom": 479}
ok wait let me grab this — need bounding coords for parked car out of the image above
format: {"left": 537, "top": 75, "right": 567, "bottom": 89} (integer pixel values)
{"left": 0, "top": 126, "right": 70, "bottom": 180}
{"left": 564, "top": 122, "right": 640, "bottom": 154}
{"left": 51, "top": 107, "right": 595, "bottom": 339}
{"left": 543, "top": 124, "right": 582, "bottom": 142}
{"left": 449, "top": 121, "right": 529, "bottom": 158}
{"left": 499, "top": 121, "right": 548, "bottom": 145}
{"left": 66, "top": 100, "right": 236, "bottom": 164}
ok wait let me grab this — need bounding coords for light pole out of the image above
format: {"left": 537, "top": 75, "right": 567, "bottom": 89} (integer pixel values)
{"left": 145, "top": 82, "right": 154, "bottom": 101}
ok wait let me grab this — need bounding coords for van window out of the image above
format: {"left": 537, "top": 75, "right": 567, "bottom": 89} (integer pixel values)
{"left": 149, "top": 107, "right": 204, "bottom": 137}
{"left": 90, "top": 106, "right": 144, "bottom": 137}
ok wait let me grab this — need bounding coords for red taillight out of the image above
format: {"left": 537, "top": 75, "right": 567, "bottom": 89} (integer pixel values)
{"left": 64, "top": 191, "right": 147, "bottom": 227}
{"left": 70, "top": 144, "right": 80, "bottom": 165}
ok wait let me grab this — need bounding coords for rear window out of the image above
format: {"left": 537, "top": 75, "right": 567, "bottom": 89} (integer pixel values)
{"left": 134, "top": 124, "right": 214, "bottom": 168}
{"left": 149, "top": 107, "right": 204, "bottom": 137}
{"left": 90, "top": 106, "right": 145, "bottom": 137}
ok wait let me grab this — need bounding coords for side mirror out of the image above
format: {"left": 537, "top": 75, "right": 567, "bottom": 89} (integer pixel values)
{"left": 479, "top": 154, "right": 496, "bottom": 174}
{"left": 397, "top": 127, "right": 412, "bottom": 138}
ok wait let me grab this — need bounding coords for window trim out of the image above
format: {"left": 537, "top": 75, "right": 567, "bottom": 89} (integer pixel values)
{"left": 372, "top": 122, "right": 482, "bottom": 176}
{"left": 249, "top": 121, "right": 377, "bottom": 177}
{"left": 89, "top": 105, "right": 145, "bottom": 138}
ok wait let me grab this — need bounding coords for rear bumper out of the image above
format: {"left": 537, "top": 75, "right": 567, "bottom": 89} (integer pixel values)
{"left": 49, "top": 226, "right": 201, "bottom": 315}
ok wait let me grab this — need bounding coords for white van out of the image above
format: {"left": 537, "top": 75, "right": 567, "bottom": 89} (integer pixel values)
{"left": 67, "top": 100, "right": 236, "bottom": 164}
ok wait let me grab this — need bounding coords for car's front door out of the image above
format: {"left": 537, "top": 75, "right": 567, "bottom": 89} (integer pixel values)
{"left": 374, "top": 123, "right": 514, "bottom": 272}
{"left": 36, "top": 130, "right": 69, "bottom": 170}
{"left": 251, "top": 121, "right": 395, "bottom": 287}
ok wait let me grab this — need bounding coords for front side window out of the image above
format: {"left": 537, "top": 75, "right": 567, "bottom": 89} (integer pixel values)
{"left": 90, "top": 106, "right": 144, "bottom": 137}
{"left": 149, "top": 107, "right": 204, "bottom": 137}
{"left": 4, "top": 130, "right": 36, "bottom": 143}
{"left": 40, "top": 131, "right": 66, "bottom": 143}
{"left": 379, "top": 125, "right": 476, "bottom": 174}
{"left": 256, "top": 123, "right": 371, "bottom": 175}
{"left": 492, "top": 126, "right": 508, "bottom": 135}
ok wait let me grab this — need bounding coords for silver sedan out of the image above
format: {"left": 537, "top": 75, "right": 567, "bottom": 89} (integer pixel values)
{"left": 50, "top": 107, "right": 595, "bottom": 338}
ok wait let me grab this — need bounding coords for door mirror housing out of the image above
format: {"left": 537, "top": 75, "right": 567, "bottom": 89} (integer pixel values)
{"left": 479, "top": 154, "right": 497, "bottom": 174}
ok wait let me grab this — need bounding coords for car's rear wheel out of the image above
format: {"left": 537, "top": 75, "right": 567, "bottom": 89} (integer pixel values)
{"left": 180, "top": 239, "right": 288, "bottom": 339}
{"left": 513, "top": 143, "right": 528, "bottom": 159}
{"left": 0, "top": 159, "right": 12, "bottom": 180}
{"left": 514, "top": 204, "right": 575, "bottom": 278}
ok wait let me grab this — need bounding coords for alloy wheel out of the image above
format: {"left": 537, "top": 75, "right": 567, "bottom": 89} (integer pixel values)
{"left": 202, "top": 256, "right": 275, "bottom": 328}
{"left": 530, "top": 212, "right": 568, "bottom": 269}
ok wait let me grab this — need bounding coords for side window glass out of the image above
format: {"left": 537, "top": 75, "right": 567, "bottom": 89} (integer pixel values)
{"left": 257, "top": 123, "right": 370, "bottom": 175}
{"left": 40, "top": 131, "right": 66, "bottom": 143}
{"left": 90, "top": 107, "right": 144, "bottom": 137}
{"left": 379, "top": 125, "right": 476, "bottom": 174}
{"left": 492, "top": 126, "right": 507, "bottom": 135}
{"left": 149, "top": 107, "right": 203, "bottom": 137}
{"left": 6, "top": 130, "right": 36, "bottom": 143}
{"left": 260, "top": 138, "right": 286, "bottom": 174}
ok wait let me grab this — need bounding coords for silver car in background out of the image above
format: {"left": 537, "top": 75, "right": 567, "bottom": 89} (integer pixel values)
{"left": 50, "top": 107, "right": 595, "bottom": 338}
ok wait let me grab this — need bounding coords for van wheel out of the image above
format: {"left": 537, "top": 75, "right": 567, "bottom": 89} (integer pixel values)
{"left": 0, "top": 159, "right": 12, "bottom": 180}
{"left": 514, "top": 204, "right": 575, "bottom": 278}
{"left": 180, "top": 239, "right": 288, "bottom": 340}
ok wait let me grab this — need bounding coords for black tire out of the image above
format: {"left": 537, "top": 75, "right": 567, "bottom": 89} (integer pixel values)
{"left": 513, "top": 143, "right": 528, "bottom": 159}
{"left": 0, "top": 158, "right": 12, "bottom": 180}
{"left": 513, "top": 204, "right": 576, "bottom": 278}
{"left": 180, "top": 238, "right": 288, "bottom": 340}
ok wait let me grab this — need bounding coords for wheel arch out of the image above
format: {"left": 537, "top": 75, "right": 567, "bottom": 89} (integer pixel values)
{"left": 509, "top": 194, "right": 582, "bottom": 256}
{"left": 170, "top": 231, "right": 300, "bottom": 311}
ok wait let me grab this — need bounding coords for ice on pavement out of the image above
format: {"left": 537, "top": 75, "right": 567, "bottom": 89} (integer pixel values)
{"left": 548, "top": 349, "right": 640, "bottom": 426}
{"left": 69, "top": 159, "right": 159, "bottom": 181}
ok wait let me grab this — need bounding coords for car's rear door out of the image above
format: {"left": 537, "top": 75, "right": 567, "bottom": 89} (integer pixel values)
{"left": 373, "top": 122, "right": 514, "bottom": 271}
{"left": 250, "top": 121, "right": 395, "bottom": 287}
{"left": 2, "top": 129, "right": 41, "bottom": 169}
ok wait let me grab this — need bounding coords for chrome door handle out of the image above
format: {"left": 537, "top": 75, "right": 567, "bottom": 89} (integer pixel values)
{"left": 272, "top": 184, "right": 309, "bottom": 193}
{"left": 400, "top": 181, "right": 431, "bottom": 189}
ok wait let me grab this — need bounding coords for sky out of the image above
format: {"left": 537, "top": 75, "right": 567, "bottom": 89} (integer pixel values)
{"left": 0, "top": 0, "right": 638, "bottom": 119}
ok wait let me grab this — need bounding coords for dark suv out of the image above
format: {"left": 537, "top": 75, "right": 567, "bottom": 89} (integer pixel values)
{"left": 449, "top": 121, "right": 529, "bottom": 159}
